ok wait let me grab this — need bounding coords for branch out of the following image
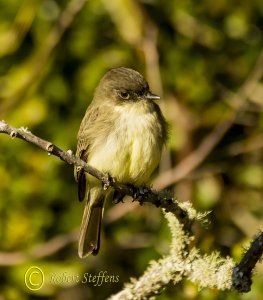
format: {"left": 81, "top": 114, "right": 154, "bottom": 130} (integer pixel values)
{"left": 0, "top": 0, "right": 89, "bottom": 116}
{"left": 0, "top": 230, "right": 78, "bottom": 266}
{"left": 109, "top": 214, "right": 263, "bottom": 299}
{"left": 232, "top": 231, "right": 263, "bottom": 293}
{"left": 154, "top": 46, "right": 263, "bottom": 189}
{"left": 0, "top": 120, "right": 192, "bottom": 229}
{"left": 1, "top": 120, "right": 262, "bottom": 295}
{"left": 108, "top": 213, "right": 233, "bottom": 300}
{"left": 154, "top": 116, "right": 235, "bottom": 189}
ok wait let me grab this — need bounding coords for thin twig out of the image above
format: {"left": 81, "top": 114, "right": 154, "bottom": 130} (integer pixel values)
{"left": 154, "top": 46, "right": 263, "bottom": 189}
{"left": 0, "top": 0, "right": 89, "bottom": 116}
{"left": 225, "top": 134, "right": 263, "bottom": 156}
{"left": 154, "top": 115, "right": 235, "bottom": 189}
{"left": 141, "top": 24, "right": 163, "bottom": 96}
{"left": 1, "top": 120, "right": 262, "bottom": 294}
{"left": 0, "top": 120, "right": 191, "bottom": 229}
{"left": 0, "top": 230, "right": 78, "bottom": 266}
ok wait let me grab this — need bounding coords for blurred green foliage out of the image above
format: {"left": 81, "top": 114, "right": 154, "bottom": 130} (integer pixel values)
{"left": 0, "top": 0, "right": 263, "bottom": 299}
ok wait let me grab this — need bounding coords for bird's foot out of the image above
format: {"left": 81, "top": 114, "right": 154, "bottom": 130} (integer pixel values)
{"left": 132, "top": 185, "right": 151, "bottom": 205}
{"left": 102, "top": 173, "right": 115, "bottom": 190}
{"left": 113, "top": 191, "right": 125, "bottom": 204}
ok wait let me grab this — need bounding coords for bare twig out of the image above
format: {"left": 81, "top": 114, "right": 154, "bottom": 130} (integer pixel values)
{"left": 154, "top": 115, "right": 235, "bottom": 189}
{"left": 173, "top": 10, "right": 223, "bottom": 50}
{"left": 226, "top": 134, "right": 263, "bottom": 156}
{"left": 0, "top": 230, "right": 78, "bottom": 266}
{"left": 0, "top": 0, "right": 38, "bottom": 57}
{"left": 154, "top": 46, "right": 263, "bottom": 189}
{"left": 1, "top": 120, "right": 262, "bottom": 295}
{"left": 0, "top": 0, "right": 88, "bottom": 116}
{"left": 141, "top": 24, "right": 163, "bottom": 96}
{"left": 0, "top": 120, "right": 191, "bottom": 229}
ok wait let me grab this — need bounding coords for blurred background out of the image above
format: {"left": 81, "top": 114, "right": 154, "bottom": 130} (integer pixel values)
{"left": 0, "top": 0, "right": 263, "bottom": 299}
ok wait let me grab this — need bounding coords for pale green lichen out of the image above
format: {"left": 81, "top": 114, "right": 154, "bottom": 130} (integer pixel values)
{"left": 109, "top": 206, "right": 234, "bottom": 300}
{"left": 189, "top": 251, "right": 234, "bottom": 290}
{"left": 164, "top": 211, "right": 194, "bottom": 256}
{"left": 19, "top": 126, "right": 30, "bottom": 133}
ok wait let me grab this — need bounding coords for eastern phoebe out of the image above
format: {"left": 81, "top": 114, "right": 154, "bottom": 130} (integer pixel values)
{"left": 75, "top": 67, "right": 167, "bottom": 258}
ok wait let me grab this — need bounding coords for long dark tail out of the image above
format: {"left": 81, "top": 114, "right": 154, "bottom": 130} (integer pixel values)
{"left": 78, "top": 196, "right": 104, "bottom": 258}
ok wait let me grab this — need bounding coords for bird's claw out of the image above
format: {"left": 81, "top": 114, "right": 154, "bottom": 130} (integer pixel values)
{"left": 103, "top": 173, "right": 115, "bottom": 190}
{"left": 132, "top": 186, "right": 150, "bottom": 205}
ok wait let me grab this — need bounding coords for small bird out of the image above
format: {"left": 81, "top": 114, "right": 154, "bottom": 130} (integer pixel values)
{"left": 75, "top": 67, "right": 167, "bottom": 258}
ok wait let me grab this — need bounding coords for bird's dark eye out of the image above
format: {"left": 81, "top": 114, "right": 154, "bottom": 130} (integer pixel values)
{"left": 119, "top": 91, "right": 130, "bottom": 99}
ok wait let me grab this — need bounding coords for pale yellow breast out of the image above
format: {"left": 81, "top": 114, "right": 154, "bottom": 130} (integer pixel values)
{"left": 88, "top": 101, "right": 162, "bottom": 185}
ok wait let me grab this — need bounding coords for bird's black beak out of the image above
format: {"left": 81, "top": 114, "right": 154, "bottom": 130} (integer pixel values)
{"left": 145, "top": 91, "right": 160, "bottom": 100}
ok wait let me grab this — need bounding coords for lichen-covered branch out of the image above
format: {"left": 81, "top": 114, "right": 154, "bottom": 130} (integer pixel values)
{"left": 1, "top": 120, "right": 262, "bottom": 297}
{"left": 232, "top": 231, "right": 263, "bottom": 292}
{"left": 109, "top": 213, "right": 262, "bottom": 300}
{"left": 108, "top": 213, "right": 234, "bottom": 300}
